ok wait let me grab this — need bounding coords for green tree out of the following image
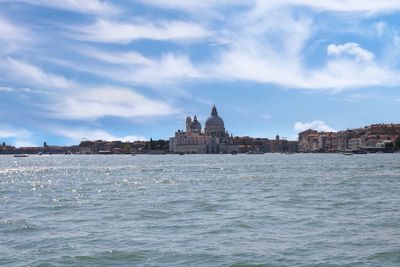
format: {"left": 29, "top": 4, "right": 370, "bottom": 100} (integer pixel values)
{"left": 122, "top": 143, "right": 131, "bottom": 154}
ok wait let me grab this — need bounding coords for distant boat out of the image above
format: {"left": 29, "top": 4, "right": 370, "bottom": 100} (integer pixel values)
{"left": 344, "top": 151, "right": 354, "bottom": 156}
{"left": 231, "top": 151, "right": 238, "bottom": 155}
{"left": 246, "top": 151, "right": 264, "bottom": 154}
{"left": 353, "top": 150, "right": 367, "bottom": 154}
{"left": 14, "top": 154, "right": 28, "bottom": 158}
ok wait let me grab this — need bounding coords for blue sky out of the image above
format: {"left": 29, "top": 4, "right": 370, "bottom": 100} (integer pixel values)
{"left": 1, "top": 0, "right": 400, "bottom": 147}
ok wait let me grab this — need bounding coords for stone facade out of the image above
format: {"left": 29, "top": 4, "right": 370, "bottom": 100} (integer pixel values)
{"left": 169, "top": 105, "right": 238, "bottom": 154}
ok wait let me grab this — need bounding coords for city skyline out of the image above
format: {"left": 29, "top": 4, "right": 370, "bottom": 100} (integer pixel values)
{"left": 1, "top": 1, "right": 400, "bottom": 146}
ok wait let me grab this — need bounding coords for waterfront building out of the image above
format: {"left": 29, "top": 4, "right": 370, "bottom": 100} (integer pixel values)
{"left": 298, "top": 129, "right": 321, "bottom": 152}
{"left": 0, "top": 144, "right": 15, "bottom": 153}
{"left": 78, "top": 140, "right": 151, "bottom": 154}
{"left": 336, "top": 131, "right": 349, "bottom": 151}
{"left": 348, "top": 137, "right": 362, "bottom": 151}
{"left": 169, "top": 105, "right": 238, "bottom": 154}
{"left": 318, "top": 132, "right": 338, "bottom": 152}
{"left": 298, "top": 123, "right": 400, "bottom": 152}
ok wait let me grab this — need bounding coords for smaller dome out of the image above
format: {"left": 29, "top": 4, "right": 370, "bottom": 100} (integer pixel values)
{"left": 190, "top": 115, "right": 201, "bottom": 130}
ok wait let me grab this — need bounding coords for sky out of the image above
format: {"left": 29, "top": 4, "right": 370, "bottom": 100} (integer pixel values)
{"left": 1, "top": 0, "right": 400, "bottom": 147}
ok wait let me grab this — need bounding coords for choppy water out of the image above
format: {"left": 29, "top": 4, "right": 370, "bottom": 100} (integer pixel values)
{"left": 1, "top": 154, "right": 400, "bottom": 267}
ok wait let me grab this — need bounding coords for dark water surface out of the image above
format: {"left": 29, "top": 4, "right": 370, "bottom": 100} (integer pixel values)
{"left": 1, "top": 154, "right": 399, "bottom": 266}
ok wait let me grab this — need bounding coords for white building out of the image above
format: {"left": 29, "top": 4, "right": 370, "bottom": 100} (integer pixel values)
{"left": 348, "top": 137, "right": 362, "bottom": 151}
{"left": 169, "top": 105, "right": 238, "bottom": 154}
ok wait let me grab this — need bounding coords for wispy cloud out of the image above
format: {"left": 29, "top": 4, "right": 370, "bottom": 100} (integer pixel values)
{"left": 140, "top": 0, "right": 400, "bottom": 14}
{"left": 0, "top": 15, "right": 28, "bottom": 41}
{"left": 0, "top": 124, "right": 32, "bottom": 138}
{"left": 51, "top": 51, "right": 200, "bottom": 90}
{"left": 50, "top": 127, "right": 147, "bottom": 142}
{"left": 82, "top": 48, "right": 153, "bottom": 65}
{"left": 0, "top": 58, "right": 75, "bottom": 89}
{"left": 7, "top": 0, "right": 120, "bottom": 15}
{"left": 202, "top": 3, "right": 400, "bottom": 90}
{"left": 72, "top": 19, "right": 212, "bottom": 44}
{"left": 44, "top": 87, "right": 179, "bottom": 120}
{"left": 286, "top": 0, "right": 400, "bottom": 14}
{"left": 0, "top": 14, "right": 32, "bottom": 55}
{"left": 0, "top": 124, "right": 35, "bottom": 147}
{"left": 0, "top": 86, "right": 14, "bottom": 92}
{"left": 0, "top": 57, "right": 181, "bottom": 122}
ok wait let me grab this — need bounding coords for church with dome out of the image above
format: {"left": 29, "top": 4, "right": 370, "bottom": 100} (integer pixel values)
{"left": 169, "top": 105, "right": 238, "bottom": 154}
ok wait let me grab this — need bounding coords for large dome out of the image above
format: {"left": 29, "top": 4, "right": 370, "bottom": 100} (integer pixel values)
{"left": 205, "top": 105, "right": 224, "bottom": 128}
{"left": 205, "top": 115, "right": 224, "bottom": 128}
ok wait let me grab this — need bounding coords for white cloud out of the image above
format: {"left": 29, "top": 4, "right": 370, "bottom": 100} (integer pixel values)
{"left": 210, "top": 47, "right": 395, "bottom": 90}
{"left": 131, "top": 53, "right": 200, "bottom": 84}
{"left": 51, "top": 127, "right": 147, "bottom": 142}
{"left": 0, "top": 86, "right": 34, "bottom": 93}
{"left": 304, "top": 59, "right": 397, "bottom": 89}
{"left": 0, "top": 15, "right": 32, "bottom": 55}
{"left": 0, "top": 58, "right": 75, "bottom": 89}
{"left": 139, "top": 0, "right": 400, "bottom": 14}
{"left": 294, "top": 120, "right": 336, "bottom": 132}
{"left": 73, "top": 19, "right": 212, "bottom": 44}
{"left": 0, "top": 125, "right": 32, "bottom": 138}
{"left": 0, "top": 86, "right": 14, "bottom": 92}
{"left": 53, "top": 52, "right": 200, "bottom": 89}
{"left": 0, "top": 124, "right": 35, "bottom": 147}
{"left": 44, "top": 87, "right": 179, "bottom": 120}
{"left": 286, "top": 0, "right": 400, "bottom": 14}
{"left": 374, "top": 21, "right": 386, "bottom": 38}
{"left": 83, "top": 49, "right": 153, "bottom": 65}
{"left": 0, "top": 16, "right": 28, "bottom": 41}
{"left": 9, "top": 0, "right": 120, "bottom": 15}
{"left": 137, "top": 0, "right": 223, "bottom": 11}
{"left": 133, "top": 0, "right": 400, "bottom": 91}
{"left": 327, "top": 43, "right": 375, "bottom": 61}
{"left": 205, "top": 5, "right": 399, "bottom": 90}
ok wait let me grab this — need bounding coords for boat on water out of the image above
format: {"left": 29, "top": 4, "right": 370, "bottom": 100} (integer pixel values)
{"left": 246, "top": 151, "right": 265, "bottom": 154}
{"left": 231, "top": 151, "right": 238, "bottom": 155}
{"left": 353, "top": 150, "right": 367, "bottom": 154}
{"left": 14, "top": 154, "right": 28, "bottom": 158}
{"left": 343, "top": 150, "right": 354, "bottom": 156}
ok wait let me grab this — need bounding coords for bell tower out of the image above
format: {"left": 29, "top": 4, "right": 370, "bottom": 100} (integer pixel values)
{"left": 186, "top": 116, "right": 192, "bottom": 133}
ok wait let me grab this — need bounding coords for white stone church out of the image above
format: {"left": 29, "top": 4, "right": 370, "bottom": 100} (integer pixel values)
{"left": 169, "top": 105, "right": 238, "bottom": 154}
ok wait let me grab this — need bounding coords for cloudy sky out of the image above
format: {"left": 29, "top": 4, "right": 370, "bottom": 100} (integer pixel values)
{"left": 1, "top": 0, "right": 400, "bottom": 146}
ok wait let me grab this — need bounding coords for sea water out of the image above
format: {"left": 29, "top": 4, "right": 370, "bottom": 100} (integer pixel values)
{"left": 1, "top": 154, "right": 399, "bottom": 266}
